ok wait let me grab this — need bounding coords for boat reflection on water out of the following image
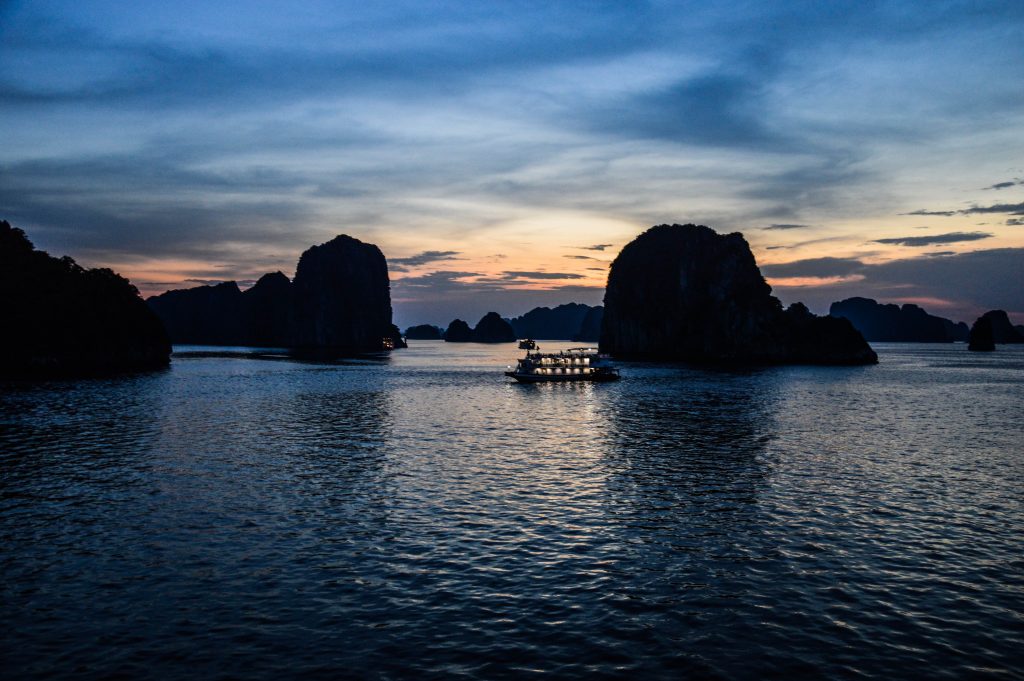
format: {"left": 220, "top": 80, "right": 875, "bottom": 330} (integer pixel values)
{"left": 506, "top": 347, "right": 620, "bottom": 383}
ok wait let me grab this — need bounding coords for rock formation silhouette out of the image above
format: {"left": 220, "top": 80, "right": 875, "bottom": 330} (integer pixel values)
{"left": 1, "top": 220, "right": 171, "bottom": 376}
{"left": 471, "top": 312, "right": 517, "bottom": 343}
{"left": 404, "top": 324, "right": 444, "bottom": 340}
{"left": 829, "top": 297, "right": 967, "bottom": 342}
{"left": 942, "top": 319, "right": 971, "bottom": 343}
{"left": 443, "top": 319, "right": 473, "bottom": 342}
{"left": 243, "top": 272, "right": 292, "bottom": 347}
{"left": 148, "top": 234, "right": 404, "bottom": 352}
{"left": 147, "top": 281, "right": 247, "bottom": 345}
{"left": 969, "top": 310, "right": 1024, "bottom": 349}
{"left": 572, "top": 306, "right": 604, "bottom": 342}
{"left": 968, "top": 316, "right": 995, "bottom": 351}
{"left": 508, "top": 303, "right": 595, "bottom": 340}
{"left": 290, "top": 235, "right": 404, "bottom": 352}
{"left": 600, "top": 224, "right": 877, "bottom": 365}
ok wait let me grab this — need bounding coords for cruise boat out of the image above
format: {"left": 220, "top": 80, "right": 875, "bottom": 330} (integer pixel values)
{"left": 518, "top": 339, "right": 537, "bottom": 350}
{"left": 505, "top": 347, "right": 620, "bottom": 383}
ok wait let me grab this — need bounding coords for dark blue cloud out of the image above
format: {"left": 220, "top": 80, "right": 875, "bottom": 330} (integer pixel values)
{"left": 389, "top": 250, "right": 461, "bottom": 268}
{"left": 961, "top": 202, "right": 1024, "bottom": 216}
{"left": 761, "top": 257, "right": 866, "bottom": 278}
{"left": 590, "top": 71, "right": 786, "bottom": 150}
{"left": 904, "top": 202, "right": 1024, "bottom": 218}
{"left": 873, "top": 232, "right": 993, "bottom": 247}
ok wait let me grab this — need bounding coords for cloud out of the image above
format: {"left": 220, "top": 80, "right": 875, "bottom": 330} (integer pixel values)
{"left": 763, "top": 223, "right": 809, "bottom": 230}
{"left": 903, "top": 209, "right": 958, "bottom": 217}
{"left": 563, "top": 254, "right": 599, "bottom": 260}
{"left": 389, "top": 250, "right": 461, "bottom": 267}
{"left": 591, "top": 71, "right": 789, "bottom": 151}
{"left": 760, "top": 257, "right": 866, "bottom": 278}
{"left": 502, "top": 271, "right": 586, "bottom": 280}
{"left": 582, "top": 244, "right": 614, "bottom": 251}
{"left": 961, "top": 202, "right": 1024, "bottom": 215}
{"left": 984, "top": 180, "right": 1020, "bottom": 190}
{"left": 872, "top": 232, "right": 992, "bottom": 247}
{"left": 391, "top": 271, "right": 483, "bottom": 289}
{"left": 904, "top": 202, "right": 1024, "bottom": 218}
{"left": 1008, "top": 218, "right": 1024, "bottom": 226}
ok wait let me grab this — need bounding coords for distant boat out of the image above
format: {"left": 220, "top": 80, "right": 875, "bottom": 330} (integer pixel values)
{"left": 506, "top": 347, "right": 620, "bottom": 383}
{"left": 518, "top": 339, "right": 537, "bottom": 350}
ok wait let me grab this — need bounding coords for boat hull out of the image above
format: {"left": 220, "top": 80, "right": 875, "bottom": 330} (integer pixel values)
{"left": 505, "top": 371, "right": 619, "bottom": 383}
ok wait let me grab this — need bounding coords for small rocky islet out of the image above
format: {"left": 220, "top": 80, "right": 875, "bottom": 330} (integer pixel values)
{"left": 967, "top": 310, "right": 1024, "bottom": 351}
{"left": 442, "top": 312, "right": 516, "bottom": 343}
{"left": 600, "top": 224, "right": 878, "bottom": 365}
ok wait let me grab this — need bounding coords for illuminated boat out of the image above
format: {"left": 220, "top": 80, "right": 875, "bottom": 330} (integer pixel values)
{"left": 518, "top": 338, "right": 537, "bottom": 349}
{"left": 505, "top": 347, "right": 619, "bottom": 383}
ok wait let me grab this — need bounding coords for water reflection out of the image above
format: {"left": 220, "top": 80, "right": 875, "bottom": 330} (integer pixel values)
{"left": 600, "top": 365, "right": 776, "bottom": 515}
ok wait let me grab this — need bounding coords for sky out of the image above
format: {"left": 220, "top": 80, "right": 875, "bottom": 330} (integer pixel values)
{"left": 2, "top": 0, "right": 1023, "bottom": 328}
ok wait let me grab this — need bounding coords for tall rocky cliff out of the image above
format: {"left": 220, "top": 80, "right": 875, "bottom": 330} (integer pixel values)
{"left": 244, "top": 272, "right": 292, "bottom": 347}
{"left": 600, "top": 224, "right": 877, "bottom": 365}
{"left": 290, "top": 235, "right": 402, "bottom": 352}
{"left": 1, "top": 220, "right": 171, "bottom": 376}
{"left": 968, "top": 316, "right": 995, "bottom": 351}
{"left": 148, "top": 234, "right": 404, "bottom": 352}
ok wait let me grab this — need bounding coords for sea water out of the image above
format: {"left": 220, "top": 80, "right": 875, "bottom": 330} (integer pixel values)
{"left": 2, "top": 342, "right": 1022, "bottom": 679}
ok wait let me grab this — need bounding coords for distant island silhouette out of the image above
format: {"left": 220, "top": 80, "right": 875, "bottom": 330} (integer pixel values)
{"left": 968, "top": 310, "right": 1024, "bottom": 351}
{"left": 829, "top": 297, "right": 968, "bottom": 342}
{"left": 404, "top": 324, "right": 444, "bottom": 340}
{"left": 1, "top": 220, "right": 171, "bottom": 377}
{"left": 443, "top": 312, "right": 516, "bottom": 343}
{"left": 573, "top": 305, "right": 604, "bottom": 343}
{"left": 148, "top": 235, "right": 405, "bottom": 353}
{"left": 600, "top": 224, "right": 877, "bottom": 365}
{"left": 408, "top": 304, "right": 604, "bottom": 343}
{"left": 507, "top": 303, "right": 602, "bottom": 341}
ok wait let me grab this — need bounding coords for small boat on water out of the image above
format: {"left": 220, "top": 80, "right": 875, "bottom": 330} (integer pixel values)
{"left": 518, "top": 339, "right": 537, "bottom": 350}
{"left": 506, "top": 347, "right": 620, "bottom": 383}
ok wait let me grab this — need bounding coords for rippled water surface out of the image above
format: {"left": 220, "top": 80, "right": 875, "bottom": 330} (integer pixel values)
{"left": 2, "top": 342, "right": 1022, "bottom": 679}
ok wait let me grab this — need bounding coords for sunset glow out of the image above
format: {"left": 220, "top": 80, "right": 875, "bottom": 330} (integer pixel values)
{"left": 2, "top": 1, "right": 1022, "bottom": 326}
